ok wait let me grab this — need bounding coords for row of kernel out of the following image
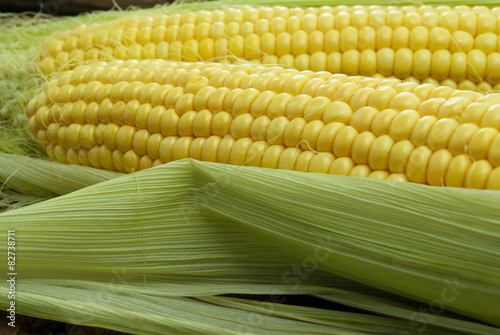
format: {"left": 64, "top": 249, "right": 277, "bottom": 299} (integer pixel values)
{"left": 45, "top": 142, "right": 155, "bottom": 173}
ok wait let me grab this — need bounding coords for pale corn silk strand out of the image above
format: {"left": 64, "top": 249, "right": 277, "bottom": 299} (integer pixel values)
{"left": 1, "top": 0, "right": 500, "bottom": 334}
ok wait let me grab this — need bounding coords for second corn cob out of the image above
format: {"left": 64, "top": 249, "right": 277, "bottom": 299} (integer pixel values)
{"left": 38, "top": 5, "right": 500, "bottom": 92}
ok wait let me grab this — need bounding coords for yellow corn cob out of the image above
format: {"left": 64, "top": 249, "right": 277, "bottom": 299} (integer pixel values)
{"left": 38, "top": 5, "right": 500, "bottom": 92}
{"left": 27, "top": 59, "right": 500, "bottom": 189}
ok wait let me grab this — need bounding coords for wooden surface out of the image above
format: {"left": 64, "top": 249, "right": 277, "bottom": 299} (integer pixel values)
{"left": 0, "top": 0, "right": 171, "bottom": 15}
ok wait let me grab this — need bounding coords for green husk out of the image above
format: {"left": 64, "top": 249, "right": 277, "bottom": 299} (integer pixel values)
{"left": 0, "top": 282, "right": 479, "bottom": 335}
{"left": 1, "top": 158, "right": 500, "bottom": 334}
{"left": 1, "top": 1, "right": 500, "bottom": 334}
{"left": 0, "top": 152, "right": 120, "bottom": 198}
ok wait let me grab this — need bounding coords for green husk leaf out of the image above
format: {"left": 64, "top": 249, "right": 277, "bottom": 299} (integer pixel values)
{"left": 0, "top": 281, "right": 478, "bottom": 335}
{"left": 1, "top": 159, "right": 499, "bottom": 334}
{"left": 0, "top": 152, "right": 120, "bottom": 199}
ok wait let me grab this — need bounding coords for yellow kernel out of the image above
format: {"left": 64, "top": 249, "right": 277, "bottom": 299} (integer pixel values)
{"left": 303, "top": 96, "right": 330, "bottom": 121}
{"left": 486, "top": 167, "right": 500, "bottom": 189}
{"left": 377, "top": 48, "right": 395, "bottom": 77}
{"left": 410, "top": 115, "right": 438, "bottom": 147}
{"left": 328, "top": 156, "right": 354, "bottom": 176}
{"left": 477, "top": 13, "right": 497, "bottom": 35}
{"left": 349, "top": 106, "right": 378, "bottom": 133}
{"left": 115, "top": 125, "right": 136, "bottom": 152}
{"left": 351, "top": 131, "right": 376, "bottom": 165}
{"left": 366, "top": 86, "right": 396, "bottom": 111}
{"left": 171, "top": 137, "right": 194, "bottom": 161}
{"left": 247, "top": 92, "right": 274, "bottom": 119}
{"left": 429, "top": 27, "right": 451, "bottom": 51}
{"left": 212, "top": 111, "right": 233, "bottom": 137}
{"left": 409, "top": 26, "right": 429, "bottom": 51}
{"left": 389, "top": 110, "right": 420, "bottom": 141}
{"left": 265, "top": 116, "right": 289, "bottom": 145}
{"left": 205, "top": 87, "right": 228, "bottom": 113}
{"left": 122, "top": 150, "right": 140, "bottom": 173}
{"left": 309, "top": 152, "right": 335, "bottom": 173}
{"left": 275, "top": 147, "right": 300, "bottom": 170}
{"left": 263, "top": 93, "right": 291, "bottom": 119}
{"left": 322, "top": 101, "right": 352, "bottom": 125}
{"left": 132, "top": 129, "right": 150, "bottom": 156}
{"left": 228, "top": 113, "right": 253, "bottom": 139}
{"left": 341, "top": 50, "right": 360, "bottom": 76}
{"left": 315, "top": 122, "right": 343, "bottom": 152}
{"left": 66, "top": 123, "right": 82, "bottom": 150}
{"left": 53, "top": 145, "right": 68, "bottom": 164}
{"left": 487, "top": 134, "right": 500, "bottom": 167}
{"left": 145, "top": 105, "right": 165, "bottom": 133}
{"left": 138, "top": 155, "right": 153, "bottom": 170}
{"left": 230, "top": 89, "right": 260, "bottom": 117}
{"left": 468, "top": 127, "right": 499, "bottom": 160}
{"left": 437, "top": 97, "right": 471, "bottom": 119}
{"left": 177, "top": 111, "right": 196, "bottom": 136}
{"left": 392, "top": 26, "right": 410, "bottom": 50}
{"left": 348, "top": 87, "right": 374, "bottom": 111}
{"left": 369, "top": 135, "right": 395, "bottom": 170}
{"left": 333, "top": 126, "right": 359, "bottom": 157}
{"left": 393, "top": 48, "right": 413, "bottom": 79}
{"left": 467, "top": 49, "right": 487, "bottom": 82}
{"left": 34, "top": 105, "right": 51, "bottom": 130}
{"left": 260, "top": 145, "right": 286, "bottom": 169}
{"left": 448, "top": 123, "right": 479, "bottom": 155}
{"left": 146, "top": 133, "right": 164, "bottom": 160}
{"left": 332, "top": 82, "right": 360, "bottom": 104}
{"left": 465, "top": 160, "right": 493, "bottom": 189}
{"left": 349, "top": 165, "right": 372, "bottom": 178}
{"left": 406, "top": 145, "right": 432, "bottom": 183}
{"left": 122, "top": 82, "right": 144, "bottom": 103}
{"left": 243, "top": 140, "right": 265, "bottom": 167}
{"left": 371, "top": 109, "right": 398, "bottom": 136}
{"left": 427, "top": 149, "right": 453, "bottom": 186}
{"left": 295, "top": 151, "right": 316, "bottom": 172}
{"left": 388, "top": 92, "right": 421, "bottom": 111}
{"left": 427, "top": 118, "right": 459, "bottom": 150}
{"left": 417, "top": 97, "right": 446, "bottom": 117}
{"left": 367, "top": 170, "right": 389, "bottom": 179}
{"left": 281, "top": 118, "right": 305, "bottom": 147}
{"left": 445, "top": 155, "right": 473, "bottom": 187}
{"left": 66, "top": 148, "right": 80, "bottom": 165}
{"left": 386, "top": 173, "right": 409, "bottom": 182}
{"left": 249, "top": 115, "right": 270, "bottom": 141}
{"left": 229, "top": 137, "right": 253, "bottom": 165}
{"left": 300, "top": 120, "right": 325, "bottom": 151}
{"left": 480, "top": 105, "right": 500, "bottom": 129}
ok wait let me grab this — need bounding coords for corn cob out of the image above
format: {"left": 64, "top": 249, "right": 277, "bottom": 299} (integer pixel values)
{"left": 38, "top": 5, "right": 500, "bottom": 92}
{"left": 27, "top": 59, "right": 500, "bottom": 189}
